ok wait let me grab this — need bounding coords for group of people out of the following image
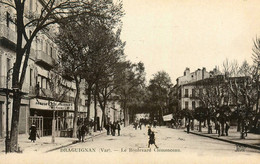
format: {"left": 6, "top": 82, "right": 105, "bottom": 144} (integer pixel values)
{"left": 105, "top": 121, "right": 121, "bottom": 136}
{"left": 133, "top": 122, "right": 143, "bottom": 130}
{"left": 214, "top": 122, "right": 230, "bottom": 137}
{"left": 78, "top": 120, "right": 94, "bottom": 142}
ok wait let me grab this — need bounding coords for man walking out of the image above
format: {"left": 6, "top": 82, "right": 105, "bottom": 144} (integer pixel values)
{"left": 225, "top": 122, "right": 230, "bottom": 136}
{"left": 117, "top": 122, "right": 121, "bottom": 136}
{"left": 80, "top": 123, "right": 87, "bottom": 142}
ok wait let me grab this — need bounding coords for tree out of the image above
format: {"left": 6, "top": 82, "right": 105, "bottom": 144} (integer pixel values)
{"left": 194, "top": 107, "right": 207, "bottom": 132}
{"left": 148, "top": 71, "right": 173, "bottom": 125}
{"left": 0, "top": 0, "right": 99, "bottom": 152}
{"left": 194, "top": 75, "right": 229, "bottom": 134}
{"left": 54, "top": 0, "right": 124, "bottom": 136}
{"left": 252, "top": 37, "right": 260, "bottom": 131}
{"left": 116, "top": 61, "right": 146, "bottom": 126}
{"left": 47, "top": 69, "right": 69, "bottom": 143}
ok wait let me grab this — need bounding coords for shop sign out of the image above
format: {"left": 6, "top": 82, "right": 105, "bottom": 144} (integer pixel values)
{"left": 30, "top": 99, "right": 73, "bottom": 111}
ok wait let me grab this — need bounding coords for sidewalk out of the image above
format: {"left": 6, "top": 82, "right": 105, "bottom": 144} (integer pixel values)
{"left": 185, "top": 126, "right": 260, "bottom": 150}
{"left": 0, "top": 130, "right": 106, "bottom": 154}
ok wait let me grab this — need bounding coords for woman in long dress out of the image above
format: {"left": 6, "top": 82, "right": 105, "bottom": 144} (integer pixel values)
{"left": 29, "top": 124, "right": 37, "bottom": 142}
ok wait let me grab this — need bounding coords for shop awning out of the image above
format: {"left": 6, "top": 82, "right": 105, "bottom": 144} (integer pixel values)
{"left": 163, "top": 114, "right": 173, "bottom": 121}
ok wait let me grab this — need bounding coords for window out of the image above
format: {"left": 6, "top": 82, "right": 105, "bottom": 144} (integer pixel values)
{"left": 42, "top": 77, "right": 46, "bottom": 89}
{"left": 7, "top": 58, "right": 11, "bottom": 72}
{"left": 192, "top": 101, "right": 196, "bottom": 110}
{"left": 50, "top": 46, "right": 53, "bottom": 58}
{"left": 199, "top": 88, "right": 203, "bottom": 96}
{"left": 184, "top": 89, "right": 188, "bottom": 97}
{"left": 6, "top": 12, "right": 10, "bottom": 27}
{"left": 192, "top": 89, "right": 195, "bottom": 97}
{"left": 199, "top": 101, "right": 203, "bottom": 107}
{"left": 185, "top": 101, "right": 188, "bottom": 109}
{"left": 30, "top": 68, "right": 33, "bottom": 86}
{"left": 46, "top": 42, "right": 48, "bottom": 54}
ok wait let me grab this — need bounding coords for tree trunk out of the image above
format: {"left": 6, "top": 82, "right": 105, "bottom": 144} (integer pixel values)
{"left": 9, "top": 3, "right": 26, "bottom": 152}
{"left": 72, "top": 77, "right": 80, "bottom": 138}
{"left": 221, "top": 122, "right": 225, "bottom": 136}
{"left": 123, "top": 100, "right": 128, "bottom": 127}
{"left": 207, "top": 118, "right": 211, "bottom": 134}
{"left": 199, "top": 121, "right": 202, "bottom": 132}
{"left": 94, "top": 85, "right": 98, "bottom": 132}
{"left": 51, "top": 110, "right": 56, "bottom": 143}
{"left": 9, "top": 92, "right": 22, "bottom": 152}
{"left": 237, "top": 119, "right": 241, "bottom": 132}
{"left": 241, "top": 120, "right": 245, "bottom": 139}
{"left": 101, "top": 109, "right": 107, "bottom": 129}
{"left": 86, "top": 85, "right": 92, "bottom": 121}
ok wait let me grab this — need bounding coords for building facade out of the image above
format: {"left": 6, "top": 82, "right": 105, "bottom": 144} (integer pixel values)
{"left": 0, "top": 0, "right": 89, "bottom": 138}
{"left": 0, "top": 0, "right": 123, "bottom": 138}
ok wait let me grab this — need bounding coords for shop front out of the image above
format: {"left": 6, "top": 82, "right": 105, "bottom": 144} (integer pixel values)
{"left": 30, "top": 98, "right": 74, "bottom": 136}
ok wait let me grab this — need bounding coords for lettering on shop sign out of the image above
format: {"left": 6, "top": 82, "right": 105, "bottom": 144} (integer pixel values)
{"left": 35, "top": 100, "right": 48, "bottom": 106}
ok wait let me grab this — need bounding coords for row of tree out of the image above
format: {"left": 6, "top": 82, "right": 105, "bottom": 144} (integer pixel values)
{"left": 1, "top": 0, "right": 146, "bottom": 152}
{"left": 129, "top": 38, "right": 260, "bottom": 139}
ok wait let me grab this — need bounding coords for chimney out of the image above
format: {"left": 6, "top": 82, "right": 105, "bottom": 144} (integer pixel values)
{"left": 184, "top": 67, "right": 190, "bottom": 76}
{"left": 202, "top": 67, "right": 206, "bottom": 79}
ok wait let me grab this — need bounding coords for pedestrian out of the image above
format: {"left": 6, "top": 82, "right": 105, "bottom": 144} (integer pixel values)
{"left": 134, "top": 122, "right": 138, "bottom": 130}
{"left": 245, "top": 121, "right": 249, "bottom": 137}
{"left": 139, "top": 122, "right": 142, "bottom": 130}
{"left": 80, "top": 123, "right": 87, "bottom": 142}
{"left": 153, "top": 121, "right": 157, "bottom": 128}
{"left": 113, "top": 122, "right": 117, "bottom": 136}
{"left": 88, "top": 124, "right": 94, "bottom": 141}
{"left": 225, "top": 122, "right": 230, "bottom": 136}
{"left": 28, "top": 123, "right": 39, "bottom": 142}
{"left": 216, "top": 122, "right": 221, "bottom": 137}
{"left": 186, "top": 122, "right": 190, "bottom": 134}
{"left": 215, "top": 122, "right": 219, "bottom": 134}
{"left": 148, "top": 131, "right": 158, "bottom": 148}
{"left": 117, "top": 122, "right": 121, "bottom": 136}
{"left": 105, "top": 123, "right": 110, "bottom": 135}
{"left": 209, "top": 122, "right": 213, "bottom": 134}
{"left": 148, "top": 126, "right": 152, "bottom": 136}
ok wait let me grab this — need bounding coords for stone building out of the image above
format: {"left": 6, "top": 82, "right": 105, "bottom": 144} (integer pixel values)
{"left": 0, "top": 0, "right": 89, "bottom": 138}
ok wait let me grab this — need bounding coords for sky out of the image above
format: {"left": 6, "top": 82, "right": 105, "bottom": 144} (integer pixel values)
{"left": 120, "top": 0, "right": 260, "bottom": 84}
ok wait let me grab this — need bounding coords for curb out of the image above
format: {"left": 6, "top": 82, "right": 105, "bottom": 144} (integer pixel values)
{"left": 45, "top": 131, "right": 106, "bottom": 153}
{"left": 184, "top": 130, "right": 260, "bottom": 150}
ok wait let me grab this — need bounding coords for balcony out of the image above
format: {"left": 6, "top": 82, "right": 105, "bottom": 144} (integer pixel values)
{"left": 35, "top": 50, "right": 55, "bottom": 70}
{"left": 0, "top": 24, "right": 16, "bottom": 51}
{"left": 189, "top": 94, "right": 197, "bottom": 99}
{"left": 0, "top": 76, "right": 12, "bottom": 89}
{"left": 0, "top": 76, "right": 29, "bottom": 95}
{"left": 30, "top": 86, "right": 53, "bottom": 99}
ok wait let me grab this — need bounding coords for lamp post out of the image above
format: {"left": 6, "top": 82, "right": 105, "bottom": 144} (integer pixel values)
{"left": 5, "top": 67, "right": 13, "bottom": 154}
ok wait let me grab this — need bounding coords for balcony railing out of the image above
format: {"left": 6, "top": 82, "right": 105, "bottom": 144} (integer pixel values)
{"left": 35, "top": 50, "right": 55, "bottom": 70}
{"left": 0, "top": 24, "right": 16, "bottom": 44}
